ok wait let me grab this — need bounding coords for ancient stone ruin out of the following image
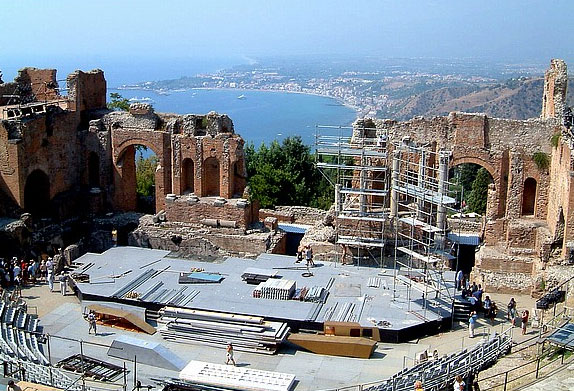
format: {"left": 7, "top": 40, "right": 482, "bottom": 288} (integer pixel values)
{"left": 1, "top": 60, "right": 573, "bottom": 295}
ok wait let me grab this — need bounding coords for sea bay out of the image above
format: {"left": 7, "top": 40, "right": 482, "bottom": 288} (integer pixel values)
{"left": 113, "top": 88, "right": 358, "bottom": 147}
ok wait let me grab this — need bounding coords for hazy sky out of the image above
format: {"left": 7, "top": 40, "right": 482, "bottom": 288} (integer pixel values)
{"left": 2, "top": 1, "right": 574, "bottom": 71}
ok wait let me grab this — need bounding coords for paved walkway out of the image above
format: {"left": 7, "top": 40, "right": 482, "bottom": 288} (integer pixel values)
{"left": 0, "top": 279, "right": 559, "bottom": 391}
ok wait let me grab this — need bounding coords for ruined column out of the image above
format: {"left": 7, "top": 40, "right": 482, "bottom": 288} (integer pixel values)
{"left": 390, "top": 150, "right": 401, "bottom": 219}
{"left": 541, "top": 59, "right": 568, "bottom": 121}
{"left": 436, "top": 150, "right": 451, "bottom": 231}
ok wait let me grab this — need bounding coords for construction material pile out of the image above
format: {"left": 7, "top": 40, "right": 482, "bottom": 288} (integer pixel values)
{"left": 157, "top": 307, "right": 290, "bottom": 354}
{"left": 252, "top": 279, "right": 296, "bottom": 300}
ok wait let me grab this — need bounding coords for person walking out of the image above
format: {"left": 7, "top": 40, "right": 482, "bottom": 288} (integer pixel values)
{"left": 87, "top": 311, "right": 97, "bottom": 335}
{"left": 225, "top": 343, "right": 236, "bottom": 366}
{"left": 468, "top": 311, "right": 477, "bottom": 338}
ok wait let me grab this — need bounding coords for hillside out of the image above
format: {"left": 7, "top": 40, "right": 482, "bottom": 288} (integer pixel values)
{"left": 393, "top": 77, "right": 574, "bottom": 120}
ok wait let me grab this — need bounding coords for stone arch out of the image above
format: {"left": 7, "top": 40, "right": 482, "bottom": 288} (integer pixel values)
{"left": 182, "top": 158, "right": 195, "bottom": 194}
{"left": 114, "top": 141, "right": 162, "bottom": 213}
{"left": 450, "top": 155, "right": 496, "bottom": 180}
{"left": 24, "top": 169, "right": 51, "bottom": 217}
{"left": 88, "top": 152, "right": 100, "bottom": 188}
{"left": 202, "top": 157, "right": 220, "bottom": 196}
{"left": 522, "top": 177, "right": 537, "bottom": 216}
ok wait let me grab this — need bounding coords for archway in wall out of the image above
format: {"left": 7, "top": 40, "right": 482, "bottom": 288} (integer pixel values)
{"left": 24, "top": 169, "right": 51, "bottom": 217}
{"left": 203, "top": 157, "right": 220, "bottom": 196}
{"left": 448, "top": 163, "right": 494, "bottom": 273}
{"left": 522, "top": 178, "right": 537, "bottom": 216}
{"left": 88, "top": 152, "right": 100, "bottom": 188}
{"left": 116, "top": 144, "right": 159, "bottom": 214}
{"left": 182, "top": 158, "right": 195, "bottom": 194}
{"left": 135, "top": 146, "right": 158, "bottom": 214}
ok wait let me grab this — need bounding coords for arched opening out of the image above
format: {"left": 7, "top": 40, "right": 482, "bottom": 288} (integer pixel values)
{"left": 203, "top": 157, "right": 220, "bottom": 196}
{"left": 24, "top": 169, "right": 51, "bottom": 217}
{"left": 522, "top": 178, "right": 537, "bottom": 216}
{"left": 449, "top": 163, "right": 494, "bottom": 214}
{"left": 182, "top": 158, "right": 195, "bottom": 194}
{"left": 448, "top": 163, "right": 494, "bottom": 274}
{"left": 88, "top": 152, "right": 100, "bottom": 188}
{"left": 116, "top": 144, "right": 159, "bottom": 214}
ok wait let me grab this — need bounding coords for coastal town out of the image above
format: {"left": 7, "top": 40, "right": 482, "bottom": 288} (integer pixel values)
{"left": 118, "top": 58, "right": 554, "bottom": 119}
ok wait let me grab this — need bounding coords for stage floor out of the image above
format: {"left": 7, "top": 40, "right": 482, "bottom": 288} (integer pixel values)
{"left": 73, "top": 247, "right": 455, "bottom": 337}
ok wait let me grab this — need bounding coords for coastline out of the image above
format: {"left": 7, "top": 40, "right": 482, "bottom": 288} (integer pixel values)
{"left": 116, "top": 85, "right": 362, "bottom": 115}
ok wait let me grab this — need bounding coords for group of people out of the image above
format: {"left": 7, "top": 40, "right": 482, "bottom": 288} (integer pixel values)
{"left": 468, "top": 295, "right": 530, "bottom": 338}
{"left": 0, "top": 256, "right": 55, "bottom": 292}
{"left": 295, "top": 244, "right": 314, "bottom": 267}
{"left": 413, "top": 373, "right": 480, "bottom": 391}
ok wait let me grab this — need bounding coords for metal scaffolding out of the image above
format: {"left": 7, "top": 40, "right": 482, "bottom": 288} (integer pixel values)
{"left": 315, "top": 123, "right": 390, "bottom": 266}
{"left": 315, "top": 126, "right": 461, "bottom": 320}
{"left": 390, "top": 137, "right": 459, "bottom": 320}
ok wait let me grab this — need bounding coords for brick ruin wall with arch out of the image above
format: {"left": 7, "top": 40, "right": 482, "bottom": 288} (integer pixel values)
{"left": 0, "top": 67, "right": 255, "bottom": 231}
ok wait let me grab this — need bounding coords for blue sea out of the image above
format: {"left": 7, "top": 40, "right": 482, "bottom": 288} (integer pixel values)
{"left": 115, "top": 88, "right": 357, "bottom": 147}
{"left": 3, "top": 56, "right": 357, "bottom": 146}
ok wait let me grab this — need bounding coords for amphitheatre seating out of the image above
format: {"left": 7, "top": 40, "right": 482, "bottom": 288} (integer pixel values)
{"left": 363, "top": 331, "right": 512, "bottom": 391}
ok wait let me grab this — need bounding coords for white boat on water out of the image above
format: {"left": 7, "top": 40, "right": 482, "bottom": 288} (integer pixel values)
{"left": 237, "top": 94, "right": 246, "bottom": 100}
{"left": 128, "top": 97, "right": 155, "bottom": 103}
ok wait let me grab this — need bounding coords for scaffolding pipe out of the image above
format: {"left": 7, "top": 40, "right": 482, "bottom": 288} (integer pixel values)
{"left": 437, "top": 150, "right": 450, "bottom": 231}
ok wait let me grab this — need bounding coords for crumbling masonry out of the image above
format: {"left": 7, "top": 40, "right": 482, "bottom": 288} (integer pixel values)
{"left": 1, "top": 60, "right": 574, "bottom": 293}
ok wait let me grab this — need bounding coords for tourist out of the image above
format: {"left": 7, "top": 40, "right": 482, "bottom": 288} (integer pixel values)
{"left": 7, "top": 380, "right": 22, "bottom": 391}
{"left": 39, "top": 259, "right": 47, "bottom": 282}
{"left": 453, "top": 375, "right": 465, "bottom": 391}
{"left": 12, "top": 262, "right": 21, "bottom": 286}
{"left": 59, "top": 273, "right": 69, "bottom": 296}
{"left": 87, "top": 310, "right": 97, "bottom": 335}
{"left": 46, "top": 257, "right": 54, "bottom": 292}
{"left": 521, "top": 310, "right": 529, "bottom": 335}
{"left": 456, "top": 269, "right": 463, "bottom": 291}
{"left": 507, "top": 298, "right": 517, "bottom": 325}
{"left": 414, "top": 380, "right": 423, "bottom": 391}
{"left": 471, "top": 282, "right": 478, "bottom": 293}
{"left": 488, "top": 301, "right": 497, "bottom": 324}
{"left": 468, "top": 311, "right": 477, "bottom": 338}
{"left": 305, "top": 245, "right": 314, "bottom": 267}
{"left": 225, "top": 343, "right": 236, "bottom": 366}
{"left": 483, "top": 295, "right": 492, "bottom": 316}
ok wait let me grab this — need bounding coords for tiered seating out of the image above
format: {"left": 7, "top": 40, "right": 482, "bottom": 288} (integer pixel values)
{"left": 0, "top": 294, "right": 48, "bottom": 364}
{"left": 363, "top": 332, "right": 512, "bottom": 391}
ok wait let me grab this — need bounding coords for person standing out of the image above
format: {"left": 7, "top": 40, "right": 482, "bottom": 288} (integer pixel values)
{"left": 87, "top": 311, "right": 97, "bottom": 335}
{"left": 453, "top": 375, "right": 465, "bottom": 391}
{"left": 46, "top": 257, "right": 54, "bottom": 292}
{"left": 305, "top": 245, "right": 314, "bottom": 267}
{"left": 59, "top": 273, "right": 68, "bottom": 296}
{"left": 414, "top": 380, "right": 424, "bottom": 391}
{"left": 507, "top": 298, "right": 517, "bottom": 325}
{"left": 456, "top": 269, "right": 463, "bottom": 291}
{"left": 468, "top": 311, "right": 477, "bottom": 338}
{"left": 225, "top": 343, "right": 236, "bottom": 366}
{"left": 521, "top": 310, "right": 529, "bottom": 335}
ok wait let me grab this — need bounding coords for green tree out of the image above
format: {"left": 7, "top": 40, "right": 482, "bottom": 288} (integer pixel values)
{"left": 245, "top": 136, "right": 332, "bottom": 209}
{"left": 136, "top": 155, "right": 157, "bottom": 198}
{"left": 466, "top": 167, "right": 491, "bottom": 214}
{"left": 107, "top": 92, "right": 130, "bottom": 111}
